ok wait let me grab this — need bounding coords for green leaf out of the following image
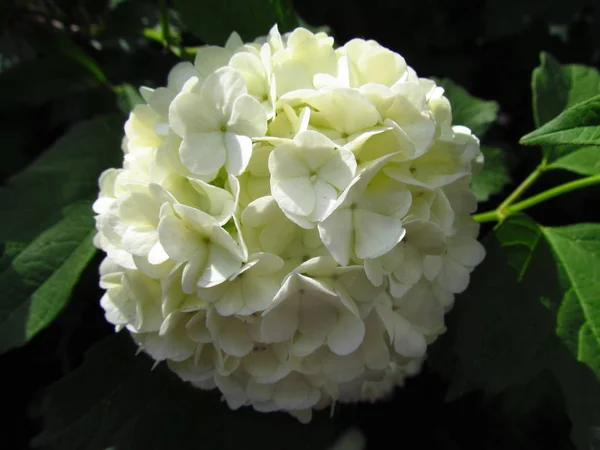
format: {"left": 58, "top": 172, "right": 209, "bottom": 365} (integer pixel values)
{"left": 0, "top": 204, "right": 97, "bottom": 353}
{"left": 541, "top": 224, "right": 600, "bottom": 378}
{"left": 429, "top": 215, "right": 600, "bottom": 449}
{"left": 32, "top": 332, "right": 336, "bottom": 450}
{"left": 521, "top": 95, "right": 600, "bottom": 147}
{"left": 562, "top": 64, "right": 600, "bottom": 110}
{"left": 436, "top": 78, "right": 499, "bottom": 137}
{"left": 0, "top": 114, "right": 123, "bottom": 244}
{"left": 173, "top": 0, "right": 299, "bottom": 44}
{"left": 548, "top": 146, "right": 600, "bottom": 175}
{"left": 532, "top": 52, "right": 568, "bottom": 128}
{"left": 0, "top": 114, "right": 123, "bottom": 352}
{"left": 471, "top": 145, "right": 511, "bottom": 202}
{"left": 530, "top": 53, "right": 600, "bottom": 162}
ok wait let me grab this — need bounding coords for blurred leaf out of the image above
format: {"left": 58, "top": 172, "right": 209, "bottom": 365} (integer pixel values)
{"left": 99, "top": 0, "right": 161, "bottom": 39}
{"left": 0, "top": 55, "right": 100, "bottom": 109}
{"left": 552, "top": 345, "right": 600, "bottom": 450}
{"left": 0, "top": 204, "right": 97, "bottom": 354}
{"left": 484, "top": 0, "right": 597, "bottom": 39}
{"left": 521, "top": 95, "right": 600, "bottom": 146}
{"left": 436, "top": 78, "right": 499, "bottom": 137}
{"left": 0, "top": 114, "right": 123, "bottom": 352}
{"left": 471, "top": 146, "right": 511, "bottom": 202}
{"left": 173, "top": 0, "right": 299, "bottom": 44}
{"left": 429, "top": 214, "right": 600, "bottom": 449}
{"left": 115, "top": 83, "right": 144, "bottom": 113}
{"left": 32, "top": 332, "right": 336, "bottom": 450}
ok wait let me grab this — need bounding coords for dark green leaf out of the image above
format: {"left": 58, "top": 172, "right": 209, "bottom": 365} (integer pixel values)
{"left": 429, "top": 214, "right": 600, "bottom": 449}
{"left": 32, "top": 332, "right": 336, "bottom": 450}
{"left": 437, "top": 78, "right": 499, "bottom": 137}
{"left": 173, "top": 0, "right": 299, "bottom": 44}
{"left": 542, "top": 224, "right": 600, "bottom": 378}
{"left": 521, "top": 95, "right": 600, "bottom": 146}
{"left": 0, "top": 204, "right": 97, "bottom": 353}
{"left": 0, "top": 114, "right": 123, "bottom": 244}
{"left": 432, "top": 215, "right": 558, "bottom": 399}
{"left": 471, "top": 146, "right": 511, "bottom": 202}
{"left": 0, "top": 114, "right": 123, "bottom": 352}
{"left": 552, "top": 345, "right": 600, "bottom": 450}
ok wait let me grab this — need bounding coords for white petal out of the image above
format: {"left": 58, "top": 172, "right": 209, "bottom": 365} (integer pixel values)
{"left": 224, "top": 132, "right": 253, "bottom": 175}
{"left": 167, "top": 61, "right": 199, "bottom": 91}
{"left": 448, "top": 237, "right": 486, "bottom": 268}
{"left": 169, "top": 91, "right": 220, "bottom": 136}
{"left": 292, "top": 333, "right": 325, "bottom": 357}
{"left": 393, "top": 316, "right": 426, "bottom": 358}
{"left": 228, "top": 95, "right": 267, "bottom": 137}
{"left": 244, "top": 350, "right": 290, "bottom": 383}
{"left": 261, "top": 299, "right": 300, "bottom": 343}
{"left": 158, "top": 216, "right": 201, "bottom": 262}
{"left": 200, "top": 67, "right": 247, "bottom": 119}
{"left": 323, "top": 351, "right": 365, "bottom": 382}
{"left": 271, "top": 176, "right": 314, "bottom": 216}
{"left": 327, "top": 313, "right": 365, "bottom": 355}
{"left": 215, "top": 281, "right": 244, "bottom": 316}
{"left": 317, "top": 148, "right": 357, "bottom": 190}
{"left": 194, "top": 46, "right": 232, "bottom": 77}
{"left": 182, "top": 249, "right": 207, "bottom": 294}
{"left": 268, "top": 145, "right": 310, "bottom": 179}
{"left": 318, "top": 209, "right": 353, "bottom": 266}
{"left": 199, "top": 244, "right": 242, "bottom": 288}
{"left": 298, "top": 295, "right": 337, "bottom": 338}
{"left": 422, "top": 255, "right": 443, "bottom": 281}
{"left": 438, "top": 258, "right": 471, "bottom": 293}
{"left": 308, "top": 178, "right": 337, "bottom": 222}
{"left": 242, "top": 276, "right": 280, "bottom": 313}
{"left": 219, "top": 318, "right": 253, "bottom": 357}
{"left": 148, "top": 241, "right": 169, "bottom": 265}
{"left": 354, "top": 209, "right": 405, "bottom": 260}
{"left": 180, "top": 132, "right": 226, "bottom": 175}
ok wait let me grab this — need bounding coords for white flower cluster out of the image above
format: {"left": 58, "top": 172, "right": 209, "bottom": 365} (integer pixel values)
{"left": 94, "top": 25, "right": 485, "bottom": 422}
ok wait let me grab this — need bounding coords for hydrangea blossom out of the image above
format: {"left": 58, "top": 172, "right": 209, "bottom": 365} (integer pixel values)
{"left": 94, "top": 25, "right": 485, "bottom": 423}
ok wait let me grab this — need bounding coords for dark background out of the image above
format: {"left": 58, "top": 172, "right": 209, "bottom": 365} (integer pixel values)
{"left": 1, "top": 0, "right": 598, "bottom": 448}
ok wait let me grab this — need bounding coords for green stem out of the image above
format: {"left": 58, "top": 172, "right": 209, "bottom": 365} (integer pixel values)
{"left": 474, "top": 174, "right": 600, "bottom": 223}
{"left": 472, "top": 209, "right": 500, "bottom": 223}
{"left": 159, "top": 0, "right": 172, "bottom": 49}
{"left": 495, "top": 161, "right": 546, "bottom": 219}
{"left": 507, "top": 174, "right": 600, "bottom": 215}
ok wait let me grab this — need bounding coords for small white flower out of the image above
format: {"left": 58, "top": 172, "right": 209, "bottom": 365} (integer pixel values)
{"left": 158, "top": 203, "right": 245, "bottom": 292}
{"left": 169, "top": 67, "right": 267, "bottom": 177}
{"left": 318, "top": 155, "right": 411, "bottom": 265}
{"left": 269, "top": 130, "right": 356, "bottom": 226}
